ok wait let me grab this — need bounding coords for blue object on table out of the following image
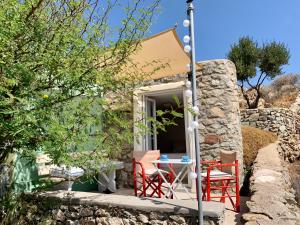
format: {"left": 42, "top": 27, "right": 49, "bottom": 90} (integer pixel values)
{"left": 160, "top": 154, "right": 169, "bottom": 161}
{"left": 181, "top": 155, "right": 190, "bottom": 162}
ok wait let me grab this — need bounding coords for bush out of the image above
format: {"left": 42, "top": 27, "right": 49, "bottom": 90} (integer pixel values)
{"left": 242, "top": 126, "right": 277, "bottom": 167}
{"left": 271, "top": 74, "right": 300, "bottom": 92}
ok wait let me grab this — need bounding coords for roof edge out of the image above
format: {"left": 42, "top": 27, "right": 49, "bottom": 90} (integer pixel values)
{"left": 141, "top": 28, "right": 175, "bottom": 42}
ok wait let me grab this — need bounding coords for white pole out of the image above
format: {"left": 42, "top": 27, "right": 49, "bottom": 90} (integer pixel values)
{"left": 186, "top": 1, "right": 204, "bottom": 224}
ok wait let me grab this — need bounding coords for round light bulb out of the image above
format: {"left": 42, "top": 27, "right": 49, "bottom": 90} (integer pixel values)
{"left": 185, "top": 80, "right": 191, "bottom": 88}
{"left": 183, "top": 19, "right": 190, "bottom": 28}
{"left": 187, "top": 126, "right": 194, "bottom": 133}
{"left": 184, "top": 45, "right": 191, "bottom": 53}
{"left": 189, "top": 171, "right": 197, "bottom": 179}
{"left": 185, "top": 89, "right": 192, "bottom": 97}
{"left": 192, "top": 121, "right": 199, "bottom": 129}
{"left": 192, "top": 106, "right": 199, "bottom": 115}
{"left": 183, "top": 35, "right": 190, "bottom": 43}
{"left": 186, "top": 64, "right": 191, "bottom": 71}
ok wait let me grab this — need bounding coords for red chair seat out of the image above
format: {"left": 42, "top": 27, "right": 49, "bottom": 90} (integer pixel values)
{"left": 133, "top": 150, "right": 174, "bottom": 198}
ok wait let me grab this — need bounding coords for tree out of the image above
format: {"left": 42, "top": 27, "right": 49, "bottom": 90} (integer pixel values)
{"left": 0, "top": 0, "right": 165, "bottom": 210}
{"left": 227, "top": 37, "right": 290, "bottom": 108}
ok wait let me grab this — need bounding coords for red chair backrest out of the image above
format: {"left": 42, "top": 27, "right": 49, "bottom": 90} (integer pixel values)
{"left": 133, "top": 150, "right": 160, "bottom": 171}
{"left": 220, "top": 150, "right": 237, "bottom": 175}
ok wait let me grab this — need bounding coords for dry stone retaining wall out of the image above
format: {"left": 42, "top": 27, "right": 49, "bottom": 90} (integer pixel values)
{"left": 16, "top": 191, "right": 225, "bottom": 225}
{"left": 240, "top": 108, "right": 300, "bottom": 162}
{"left": 240, "top": 108, "right": 298, "bottom": 137}
{"left": 243, "top": 142, "right": 300, "bottom": 225}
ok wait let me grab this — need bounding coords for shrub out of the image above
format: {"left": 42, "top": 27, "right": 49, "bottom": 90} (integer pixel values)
{"left": 242, "top": 126, "right": 277, "bottom": 167}
{"left": 271, "top": 74, "right": 300, "bottom": 92}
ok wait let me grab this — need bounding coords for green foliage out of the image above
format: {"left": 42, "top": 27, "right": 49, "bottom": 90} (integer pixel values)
{"left": 0, "top": 0, "right": 164, "bottom": 203}
{"left": 260, "top": 42, "right": 290, "bottom": 77}
{"left": 227, "top": 36, "right": 290, "bottom": 108}
{"left": 228, "top": 37, "right": 259, "bottom": 81}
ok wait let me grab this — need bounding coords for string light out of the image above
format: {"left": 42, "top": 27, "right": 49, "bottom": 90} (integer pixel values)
{"left": 183, "top": 19, "right": 190, "bottom": 27}
{"left": 184, "top": 45, "right": 191, "bottom": 53}
{"left": 187, "top": 126, "right": 194, "bottom": 133}
{"left": 192, "top": 121, "right": 199, "bottom": 128}
{"left": 192, "top": 106, "right": 199, "bottom": 115}
{"left": 183, "top": 35, "right": 190, "bottom": 43}
{"left": 185, "top": 80, "right": 191, "bottom": 88}
{"left": 185, "top": 89, "right": 192, "bottom": 97}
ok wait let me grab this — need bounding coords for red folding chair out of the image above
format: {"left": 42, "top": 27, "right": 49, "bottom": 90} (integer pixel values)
{"left": 197, "top": 150, "right": 240, "bottom": 212}
{"left": 133, "top": 150, "right": 173, "bottom": 198}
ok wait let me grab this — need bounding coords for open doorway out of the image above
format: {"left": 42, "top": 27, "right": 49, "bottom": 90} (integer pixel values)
{"left": 133, "top": 81, "right": 195, "bottom": 187}
{"left": 151, "top": 91, "right": 186, "bottom": 158}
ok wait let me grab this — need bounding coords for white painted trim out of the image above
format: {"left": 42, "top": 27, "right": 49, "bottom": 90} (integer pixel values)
{"left": 134, "top": 81, "right": 185, "bottom": 152}
{"left": 183, "top": 87, "right": 195, "bottom": 189}
{"left": 133, "top": 81, "right": 195, "bottom": 188}
{"left": 145, "top": 97, "right": 157, "bottom": 150}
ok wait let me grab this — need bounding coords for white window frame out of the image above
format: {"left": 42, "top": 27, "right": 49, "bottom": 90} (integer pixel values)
{"left": 133, "top": 81, "right": 194, "bottom": 157}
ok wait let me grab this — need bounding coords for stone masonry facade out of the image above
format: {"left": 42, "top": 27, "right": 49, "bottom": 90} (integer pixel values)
{"left": 119, "top": 59, "right": 243, "bottom": 187}
{"left": 144, "top": 60, "right": 242, "bottom": 162}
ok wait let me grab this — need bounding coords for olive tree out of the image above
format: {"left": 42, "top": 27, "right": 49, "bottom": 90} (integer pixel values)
{"left": 227, "top": 37, "right": 290, "bottom": 108}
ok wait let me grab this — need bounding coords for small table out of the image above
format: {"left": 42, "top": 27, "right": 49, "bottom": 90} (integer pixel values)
{"left": 97, "top": 161, "right": 124, "bottom": 193}
{"left": 152, "top": 159, "right": 195, "bottom": 200}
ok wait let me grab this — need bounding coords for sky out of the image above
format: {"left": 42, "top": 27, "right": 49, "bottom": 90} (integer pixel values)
{"left": 148, "top": 0, "right": 300, "bottom": 78}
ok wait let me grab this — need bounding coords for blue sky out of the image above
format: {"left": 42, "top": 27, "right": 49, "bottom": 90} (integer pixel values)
{"left": 148, "top": 0, "right": 300, "bottom": 76}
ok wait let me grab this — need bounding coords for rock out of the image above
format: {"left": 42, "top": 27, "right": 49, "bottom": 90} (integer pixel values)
{"left": 149, "top": 212, "right": 165, "bottom": 220}
{"left": 65, "top": 211, "right": 80, "bottom": 220}
{"left": 169, "top": 215, "right": 185, "bottom": 224}
{"left": 66, "top": 220, "right": 80, "bottom": 225}
{"left": 69, "top": 206, "right": 81, "bottom": 212}
{"left": 80, "top": 207, "right": 94, "bottom": 217}
{"left": 149, "top": 220, "right": 167, "bottom": 225}
{"left": 204, "top": 134, "right": 220, "bottom": 145}
{"left": 96, "top": 217, "right": 109, "bottom": 225}
{"left": 107, "top": 217, "right": 124, "bottom": 225}
{"left": 122, "top": 219, "right": 137, "bottom": 225}
{"left": 123, "top": 210, "right": 134, "bottom": 219}
{"left": 210, "top": 107, "right": 225, "bottom": 118}
{"left": 60, "top": 205, "right": 68, "bottom": 211}
{"left": 80, "top": 217, "right": 96, "bottom": 225}
{"left": 95, "top": 209, "right": 110, "bottom": 217}
{"left": 53, "top": 209, "right": 65, "bottom": 222}
{"left": 137, "top": 214, "right": 148, "bottom": 223}
{"left": 248, "top": 113, "right": 260, "bottom": 121}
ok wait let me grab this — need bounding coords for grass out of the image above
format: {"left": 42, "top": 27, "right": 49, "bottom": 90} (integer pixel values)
{"left": 240, "top": 126, "right": 277, "bottom": 196}
{"left": 242, "top": 126, "right": 277, "bottom": 168}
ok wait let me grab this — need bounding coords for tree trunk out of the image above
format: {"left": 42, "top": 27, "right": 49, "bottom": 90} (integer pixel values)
{"left": 251, "top": 87, "right": 261, "bottom": 109}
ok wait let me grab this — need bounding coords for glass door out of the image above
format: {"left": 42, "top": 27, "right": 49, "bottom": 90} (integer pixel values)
{"left": 145, "top": 97, "right": 157, "bottom": 150}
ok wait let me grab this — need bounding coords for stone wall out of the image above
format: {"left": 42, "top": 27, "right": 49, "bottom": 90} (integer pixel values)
{"left": 144, "top": 60, "right": 242, "bottom": 162}
{"left": 13, "top": 191, "right": 225, "bottom": 225}
{"left": 119, "top": 59, "right": 243, "bottom": 187}
{"left": 240, "top": 108, "right": 298, "bottom": 137}
{"left": 242, "top": 142, "right": 300, "bottom": 225}
{"left": 240, "top": 108, "right": 300, "bottom": 162}
{"left": 196, "top": 60, "right": 242, "bottom": 165}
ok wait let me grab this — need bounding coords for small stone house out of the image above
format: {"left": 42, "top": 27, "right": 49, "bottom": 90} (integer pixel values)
{"left": 126, "top": 29, "right": 243, "bottom": 187}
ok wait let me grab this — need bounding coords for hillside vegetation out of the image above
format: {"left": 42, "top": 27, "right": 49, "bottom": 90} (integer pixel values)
{"left": 240, "top": 74, "right": 300, "bottom": 109}
{"left": 262, "top": 74, "right": 300, "bottom": 108}
{"left": 242, "top": 126, "right": 277, "bottom": 167}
